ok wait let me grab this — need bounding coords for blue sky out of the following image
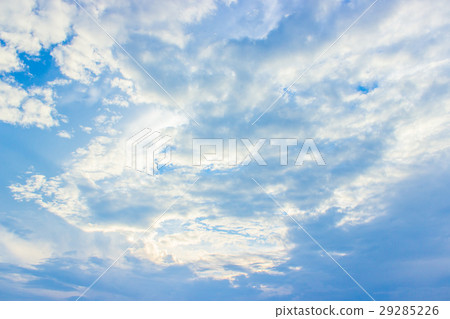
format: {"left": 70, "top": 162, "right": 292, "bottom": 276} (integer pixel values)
{"left": 0, "top": 0, "right": 449, "bottom": 300}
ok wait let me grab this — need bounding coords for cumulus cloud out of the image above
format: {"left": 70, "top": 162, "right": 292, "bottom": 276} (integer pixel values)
{"left": 0, "top": 81, "right": 59, "bottom": 128}
{"left": 0, "top": 0, "right": 74, "bottom": 54}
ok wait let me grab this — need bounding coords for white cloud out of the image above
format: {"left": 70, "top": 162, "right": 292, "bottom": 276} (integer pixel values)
{"left": 0, "top": 81, "right": 59, "bottom": 128}
{"left": 132, "top": 213, "right": 291, "bottom": 279}
{"left": 57, "top": 130, "right": 72, "bottom": 139}
{"left": 10, "top": 174, "right": 90, "bottom": 224}
{"left": 288, "top": 266, "right": 302, "bottom": 271}
{"left": 0, "top": 45, "right": 21, "bottom": 72}
{"left": 47, "top": 78, "right": 72, "bottom": 86}
{"left": 51, "top": 23, "right": 117, "bottom": 84}
{"left": 130, "top": 0, "right": 217, "bottom": 47}
{"left": 50, "top": 0, "right": 217, "bottom": 86}
{"left": 93, "top": 113, "right": 122, "bottom": 135}
{"left": 0, "top": 0, "right": 74, "bottom": 54}
{"left": 80, "top": 125, "right": 93, "bottom": 134}
{"left": 111, "top": 77, "right": 134, "bottom": 96}
{"left": 102, "top": 95, "right": 129, "bottom": 107}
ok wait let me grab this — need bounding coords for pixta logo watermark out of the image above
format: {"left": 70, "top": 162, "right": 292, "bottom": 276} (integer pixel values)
{"left": 192, "top": 138, "right": 325, "bottom": 166}
{"left": 127, "top": 129, "right": 325, "bottom": 175}
{"left": 126, "top": 128, "right": 171, "bottom": 175}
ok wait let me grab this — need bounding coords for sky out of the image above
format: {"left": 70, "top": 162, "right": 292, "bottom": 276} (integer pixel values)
{"left": 0, "top": 0, "right": 449, "bottom": 301}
